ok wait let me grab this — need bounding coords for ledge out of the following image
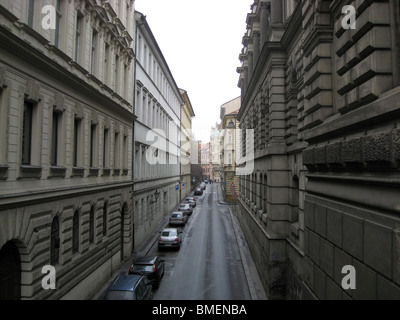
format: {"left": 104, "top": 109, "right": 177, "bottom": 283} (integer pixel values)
{"left": 0, "top": 165, "right": 8, "bottom": 180}
{"left": 49, "top": 166, "right": 67, "bottom": 178}
{"left": 19, "top": 165, "right": 42, "bottom": 179}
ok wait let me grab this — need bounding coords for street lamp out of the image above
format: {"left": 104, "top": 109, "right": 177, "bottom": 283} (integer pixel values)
{"left": 150, "top": 190, "right": 160, "bottom": 204}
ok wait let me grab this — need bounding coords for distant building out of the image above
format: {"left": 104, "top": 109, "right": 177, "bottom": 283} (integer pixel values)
{"left": 133, "top": 12, "right": 183, "bottom": 247}
{"left": 210, "top": 124, "right": 222, "bottom": 182}
{"left": 200, "top": 143, "right": 210, "bottom": 181}
{"left": 180, "top": 89, "right": 195, "bottom": 200}
{"left": 0, "top": 0, "right": 135, "bottom": 299}
{"left": 220, "top": 97, "right": 241, "bottom": 202}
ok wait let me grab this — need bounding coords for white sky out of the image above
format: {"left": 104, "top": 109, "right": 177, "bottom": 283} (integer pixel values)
{"left": 135, "top": 0, "right": 253, "bottom": 143}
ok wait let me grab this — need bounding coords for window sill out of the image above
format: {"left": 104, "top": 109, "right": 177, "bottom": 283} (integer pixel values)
{"left": 102, "top": 168, "right": 111, "bottom": 176}
{"left": 89, "top": 167, "right": 99, "bottom": 177}
{"left": 113, "top": 168, "right": 121, "bottom": 176}
{"left": 0, "top": 165, "right": 8, "bottom": 180}
{"left": 71, "top": 166, "right": 85, "bottom": 177}
{"left": 19, "top": 165, "right": 42, "bottom": 179}
{"left": 49, "top": 166, "right": 66, "bottom": 178}
{"left": 122, "top": 168, "right": 129, "bottom": 176}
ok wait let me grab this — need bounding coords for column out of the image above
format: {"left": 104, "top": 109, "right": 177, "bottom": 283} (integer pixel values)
{"left": 253, "top": 31, "right": 260, "bottom": 69}
{"left": 270, "top": 0, "right": 283, "bottom": 24}
{"left": 260, "top": 2, "right": 269, "bottom": 46}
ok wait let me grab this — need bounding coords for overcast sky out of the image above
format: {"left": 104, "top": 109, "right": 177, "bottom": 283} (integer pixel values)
{"left": 135, "top": 0, "right": 253, "bottom": 143}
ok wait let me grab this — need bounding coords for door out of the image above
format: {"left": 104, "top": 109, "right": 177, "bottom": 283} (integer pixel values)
{"left": 0, "top": 241, "right": 21, "bottom": 300}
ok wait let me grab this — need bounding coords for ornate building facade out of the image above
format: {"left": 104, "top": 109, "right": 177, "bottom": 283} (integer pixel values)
{"left": 180, "top": 88, "right": 195, "bottom": 201}
{"left": 133, "top": 11, "right": 183, "bottom": 247}
{"left": 0, "top": 0, "right": 135, "bottom": 299}
{"left": 237, "top": 0, "right": 400, "bottom": 299}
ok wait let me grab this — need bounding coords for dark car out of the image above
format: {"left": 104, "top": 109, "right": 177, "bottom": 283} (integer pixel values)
{"left": 104, "top": 274, "right": 153, "bottom": 300}
{"left": 129, "top": 256, "right": 165, "bottom": 289}
{"left": 194, "top": 187, "right": 203, "bottom": 195}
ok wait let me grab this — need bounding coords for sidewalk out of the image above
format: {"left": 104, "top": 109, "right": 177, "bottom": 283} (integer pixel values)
{"left": 216, "top": 183, "right": 268, "bottom": 300}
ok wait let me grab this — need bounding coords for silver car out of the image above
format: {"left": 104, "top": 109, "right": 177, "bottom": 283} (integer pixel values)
{"left": 178, "top": 203, "right": 193, "bottom": 216}
{"left": 158, "top": 228, "right": 183, "bottom": 250}
{"left": 169, "top": 212, "right": 187, "bottom": 226}
{"left": 184, "top": 197, "right": 196, "bottom": 208}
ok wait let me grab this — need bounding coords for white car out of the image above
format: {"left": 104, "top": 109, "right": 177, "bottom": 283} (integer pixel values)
{"left": 178, "top": 203, "right": 193, "bottom": 216}
{"left": 158, "top": 228, "right": 183, "bottom": 250}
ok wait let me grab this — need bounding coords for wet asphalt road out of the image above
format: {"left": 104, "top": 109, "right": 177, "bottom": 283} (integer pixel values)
{"left": 150, "top": 183, "right": 251, "bottom": 300}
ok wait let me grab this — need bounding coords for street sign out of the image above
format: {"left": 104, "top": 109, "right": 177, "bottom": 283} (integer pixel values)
{"left": 175, "top": 184, "right": 179, "bottom": 190}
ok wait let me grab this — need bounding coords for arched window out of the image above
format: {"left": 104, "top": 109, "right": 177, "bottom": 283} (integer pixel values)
{"left": 103, "top": 201, "right": 108, "bottom": 236}
{"left": 89, "top": 206, "right": 95, "bottom": 244}
{"left": 72, "top": 211, "right": 79, "bottom": 254}
{"left": 50, "top": 216, "right": 60, "bottom": 265}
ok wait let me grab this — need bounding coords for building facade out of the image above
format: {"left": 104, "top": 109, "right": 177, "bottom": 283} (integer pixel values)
{"left": 0, "top": 0, "right": 135, "bottom": 299}
{"left": 179, "top": 89, "right": 195, "bottom": 200}
{"left": 133, "top": 12, "right": 183, "bottom": 248}
{"left": 237, "top": 0, "right": 400, "bottom": 299}
{"left": 210, "top": 123, "right": 222, "bottom": 182}
{"left": 200, "top": 142, "right": 210, "bottom": 181}
{"left": 220, "top": 98, "right": 241, "bottom": 203}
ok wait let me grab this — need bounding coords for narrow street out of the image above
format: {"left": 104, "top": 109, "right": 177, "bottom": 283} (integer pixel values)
{"left": 150, "top": 183, "right": 250, "bottom": 300}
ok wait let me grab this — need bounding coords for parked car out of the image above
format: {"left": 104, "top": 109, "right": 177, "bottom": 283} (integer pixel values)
{"left": 158, "top": 228, "right": 183, "bottom": 250}
{"left": 104, "top": 274, "right": 153, "bottom": 300}
{"left": 184, "top": 197, "right": 196, "bottom": 208}
{"left": 200, "top": 182, "right": 206, "bottom": 190}
{"left": 178, "top": 203, "right": 193, "bottom": 216}
{"left": 169, "top": 212, "right": 187, "bottom": 226}
{"left": 204, "top": 180, "right": 209, "bottom": 184}
{"left": 194, "top": 187, "right": 203, "bottom": 195}
{"left": 129, "top": 256, "right": 165, "bottom": 289}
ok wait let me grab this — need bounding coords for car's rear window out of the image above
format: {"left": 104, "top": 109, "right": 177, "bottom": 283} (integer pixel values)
{"left": 162, "top": 231, "right": 177, "bottom": 237}
{"left": 131, "top": 265, "right": 153, "bottom": 273}
{"left": 171, "top": 214, "right": 180, "bottom": 218}
{"left": 105, "top": 291, "right": 135, "bottom": 300}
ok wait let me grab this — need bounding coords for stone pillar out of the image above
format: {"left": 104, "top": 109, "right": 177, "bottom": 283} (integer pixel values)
{"left": 253, "top": 31, "right": 260, "bottom": 69}
{"left": 248, "top": 49, "right": 253, "bottom": 85}
{"left": 260, "top": 2, "right": 269, "bottom": 46}
{"left": 270, "top": 0, "right": 283, "bottom": 24}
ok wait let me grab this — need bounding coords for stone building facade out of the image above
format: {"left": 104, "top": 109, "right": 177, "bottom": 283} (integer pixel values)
{"left": 220, "top": 98, "right": 241, "bottom": 202}
{"left": 179, "top": 88, "right": 195, "bottom": 201}
{"left": 0, "top": 0, "right": 135, "bottom": 299}
{"left": 133, "top": 12, "right": 183, "bottom": 248}
{"left": 236, "top": 0, "right": 400, "bottom": 299}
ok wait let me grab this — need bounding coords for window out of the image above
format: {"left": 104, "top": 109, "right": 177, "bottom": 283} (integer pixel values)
{"left": 89, "top": 206, "right": 95, "bottom": 244}
{"left": 51, "top": 111, "right": 59, "bottom": 166}
{"left": 55, "top": 0, "right": 62, "bottom": 48}
{"left": 75, "top": 12, "right": 83, "bottom": 63}
{"left": 103, "top": 201, "right": 107, "bottom": 236}
{"left": 105, "top": 43, "right": 110, "bottom": 85}
{"left": 91, "top": 30, "right": 98, "bottom": 75}
{"left": 27, "top": 0, "right": 35, "bottom": 28}
{"left": 72, "top": 211, "right": 79, "bottom": 254}
{"left": 115, "top": 54, "right": 120, "bottom": 93}
{"left": 123, "top": 135, "right": 128, "bottom": 169}
{"left": 22, "top": 102, "right": 33, "bottom": 165}
{"left": 73, "top": 118, "right": 81, "bottom": 167}
{"left": 103, "top": 128, "right": 109, "bottom": 168}
{"left": 114, "top": 132, "right": 120, "bottom": 169}
{"left": 90, "top": 123, "right": 97, "bottom": 167}
{"left": 50, "top": 216, "right": 60, "bottom": 265}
